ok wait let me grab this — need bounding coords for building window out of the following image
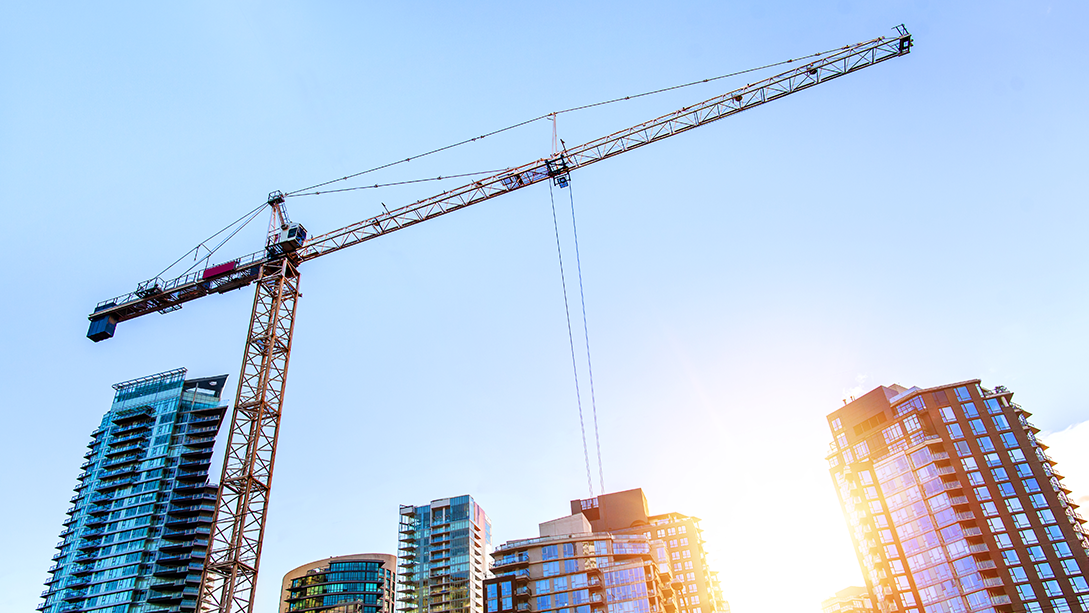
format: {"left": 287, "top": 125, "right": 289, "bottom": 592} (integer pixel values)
{"left": 1038, "top": 563, "right": 1057, "bottom": 579}
{"left": 854, "top": 441, "right": 870, "bottom": 458}
{"left": 974, "top": 486, "right": 992, "bottom": 501}
{"left": 954, "top": 441, "right": 972, "bottom": 457}
{"left": 988, "top": 517, "right": 1007, "bottom": 533}
{"left": 1061, "top": 559, "right": 1081, "bottom": 576}
{"left": 1024, "top": 478, "right": 1041, "bottom": 492}
{"left": 961, "top": 402, "right": 979, "bottom": 417}
{"left": 677, "top": 525, "right": 686, "bottom": 534}
{"left": 1044, "top": 581, "right": 1064, "bottom": 597}
{"left": 955, "top": 387, "right": 972, "bottom": 402}
{"left": 543, "top": 562, "right": 560, "bottom": 577}
{"left": 543, "top": 545, "right": 559, "bottom": 561}
{"left": 679, "top": 538, "right": 688, "bottom": 547}
{"left": 977, "top": 437, "right": 995, "bottom": 452}
{"left": 985, "top": 398, "right": 1003, "bottom": 414}
{"left": 982, "top": 502, "right": 999, "bottom": 517}
{"left": 969, "top": 419, "right": 987, "bottom": 435}
{"left": 1027, "top": 546, "right": 1047, "bottom": 562}
{"left": 837, "top": 433, "right": 848, "bottom": 449}
{"left": 684, "top": 561, "right": 693, "bottom": 570}
{"left": 883, "top": 424, "right": 904, "bottom": 444}
{"left": 947, "top": 423, "right": 965, "bottom": 439}
{"left": 1021, "top": 529, "right": 1040, "bottom": 545}
{"left": 563, "top": 543, "right": 576, "bottom": 557}
{"left": 1002, "top": 550, "right": 1021, "bottom": 566}
{"left": 967, "top": 471, "right": 985, "bottom": 486}
{"left": 998, "top": 482, "right": 1016, "bottom": 497}
{"left": 1055, "top": 543, "right": 1075, "bottom": 558}
{"left": 1015, "top": 463, "right": 1033, "bottom": 478}
{"left": 832, "top": 418, "right": 843, "bottom": 431}
{"left": 667, "top": 527, "right": 676, "bottom": 536}
{"left": 1046, "top": 526, "right": 1066, "bottom": 542}
{"left": 1009, "top": 448, "right": 1027, "bottom": 462}
{"left": 993, "top": 415, "right": 1011, "bottom": 431}
{"left": 1012, "top": 513, "right": 1031, "bottom": 529}
{"left": 992, "top": 467, "right": 1010, "bottom": 482}
{"left": 1016, "top": 584, "right": 1036, "bottom": 600}
{"left": 940, "top": 407, "right": 956, "bottom": 423}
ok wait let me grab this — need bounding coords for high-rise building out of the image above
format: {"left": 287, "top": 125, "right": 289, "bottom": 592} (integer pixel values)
{"left": 398, "top": 495, "right": 492, "bottom": 613}
{"left": 280, "top": 553, "right": 398, "bottom": 613}
{"left": 569, "top": 489, "right": 726, "bottom": 613}
{"left": 822, "top": 586, "right": 876, "bottom": 613}
{"left": 485, "top": 513, "right": 679, "bottom": 613}
{"left": 39, "top": 368, "right": 228, "bottom": 613}
{"left": 827, "top": 380, "right": 1089, "bottom": 613}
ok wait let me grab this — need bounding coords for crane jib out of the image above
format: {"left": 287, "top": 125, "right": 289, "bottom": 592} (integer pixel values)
{"left": 86, "top": 27, "right": 911, "bottom": 342}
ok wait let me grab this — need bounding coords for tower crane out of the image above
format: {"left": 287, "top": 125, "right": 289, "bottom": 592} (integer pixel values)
{"left": 85, "top": 27, "right": 912, "bottom": 613}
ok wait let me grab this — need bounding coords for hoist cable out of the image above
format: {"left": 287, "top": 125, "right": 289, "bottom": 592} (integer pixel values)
{"left": 549, "top": 180, "right": 595, "bottom": 498}
{"left": 284, "top": 43, "right": 854, "bottom": 198}
{"left": 565, "top": 182, "right": 605, "bottom": 495}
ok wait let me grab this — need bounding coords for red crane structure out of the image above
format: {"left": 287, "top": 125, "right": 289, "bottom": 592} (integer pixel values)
{"left": 86, "top": 26, "right": 912, "bottom": 613}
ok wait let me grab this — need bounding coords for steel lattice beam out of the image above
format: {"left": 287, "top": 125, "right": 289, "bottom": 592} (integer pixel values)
{"left": 295, "top": 30, "right": 910, "bottom": 263}
{"left": 198, "top": 259, "right": 300, "bottom": 613}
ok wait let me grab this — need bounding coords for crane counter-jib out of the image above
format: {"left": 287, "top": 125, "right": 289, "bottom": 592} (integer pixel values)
{"left": 87, "top": 26, "right": 911, "bottom": 343}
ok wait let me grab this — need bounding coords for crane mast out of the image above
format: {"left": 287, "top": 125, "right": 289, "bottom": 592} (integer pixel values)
{"left": 82, "top": 27, "right": 912, "bottom": 613}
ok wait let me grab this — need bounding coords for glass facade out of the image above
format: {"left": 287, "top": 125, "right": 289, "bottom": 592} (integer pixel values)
{"left": 282, "top": 556, "right": 397, "bottom": 613}
{"left": 39, "top": 368, "right": 228, "bottom": 613}
{"left": 485, "top": 533, "right": 677, "bottom": 613}
{"left": 398, "top": 495, "right": 491, "bottom": 613}
{"left": 828, "top": 381, "right": 1089, "bottom": 613}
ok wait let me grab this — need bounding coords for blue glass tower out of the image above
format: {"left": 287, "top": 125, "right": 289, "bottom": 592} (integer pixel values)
{"left": 40, "top": 368, "right": 228, "bottom": 613}
{"left": 398, "top": 495, "right": 492, "bottom": 613}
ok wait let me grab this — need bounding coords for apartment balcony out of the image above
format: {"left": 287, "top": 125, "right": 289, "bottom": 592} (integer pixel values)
{"left": 95, "top": 475, "right": 138, "bottom": 492}
{"left": 515, "top": 604, "right": 530, "bottom": 612}
{"left": 943, "top": 481, "right": 964, "bottom": 491}
{"left": 112, "top": 421, "right": 152, "bottom": 437}
{"left": 112, "top": 405, "right": 154, "bottom": 425}
{"left": 184, "top": 435, "right": 216, "bottom": 448}
{"left": 968, "top": 543, "right": 990, "bottom": 554}
{"left": 990, "top": 595, "right": 1012, "bottom": 606}
{"left": 982, "top": 577, "right": 1004, "bottom": 588}
{"left": 493, "top": 554, "right": 530, "bottom": 568}
{"left": 956, "top": 512, "right": 975, "bottom": 522}
{"left": 147, "top": 591, "right": 184, "bottom": 604}
{"left": 964, "top": 527, "right": 983, "bottom": 537}
{"left": 105, "top": 442, "right": 147, "bottom": 458}
{"left": 62, "top": 590, "right": 87, "bottom": 602}
{"left": 108, "top": 432, "right": 149, "bottom": 447}
{"left": 179, "top": 457, "right": 210, "bottom": 468}
{"left": 950, "top": 496, "right": 970, "bottom": 506}
{"left": 69, "top": 564, "right": 94, "bottom": 576}
{"left": 515, "top": 587, "right": 531, "bottom": 597}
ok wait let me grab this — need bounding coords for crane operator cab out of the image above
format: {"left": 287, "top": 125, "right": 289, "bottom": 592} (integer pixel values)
{"left": 266, "top": 221, "right": 307, "bottom": 258}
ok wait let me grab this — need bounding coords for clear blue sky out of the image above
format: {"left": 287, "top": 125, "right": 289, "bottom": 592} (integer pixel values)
{"left": 3, "top": 3, "right": 1087, "bottom": 612}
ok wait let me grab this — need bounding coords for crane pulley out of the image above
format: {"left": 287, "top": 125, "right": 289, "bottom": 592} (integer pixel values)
{"left": 84, "top": 26, "right": 912, "bottom": 613}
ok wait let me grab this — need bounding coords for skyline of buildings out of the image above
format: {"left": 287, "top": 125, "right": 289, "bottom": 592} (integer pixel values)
{"left": 827, "top": 379, "right": 1089, "bottom": 613}
{"left": 38, "top": 369, "right": 1089, "bottom": 613}
{"left": 39, "top": 368, "right": 228, "bottom": 613}
{"left": 398, "top": 495, "right": 493, "bottom": 613}
{"left": 279, "top": 553, "right": 398, "bottom": 613}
